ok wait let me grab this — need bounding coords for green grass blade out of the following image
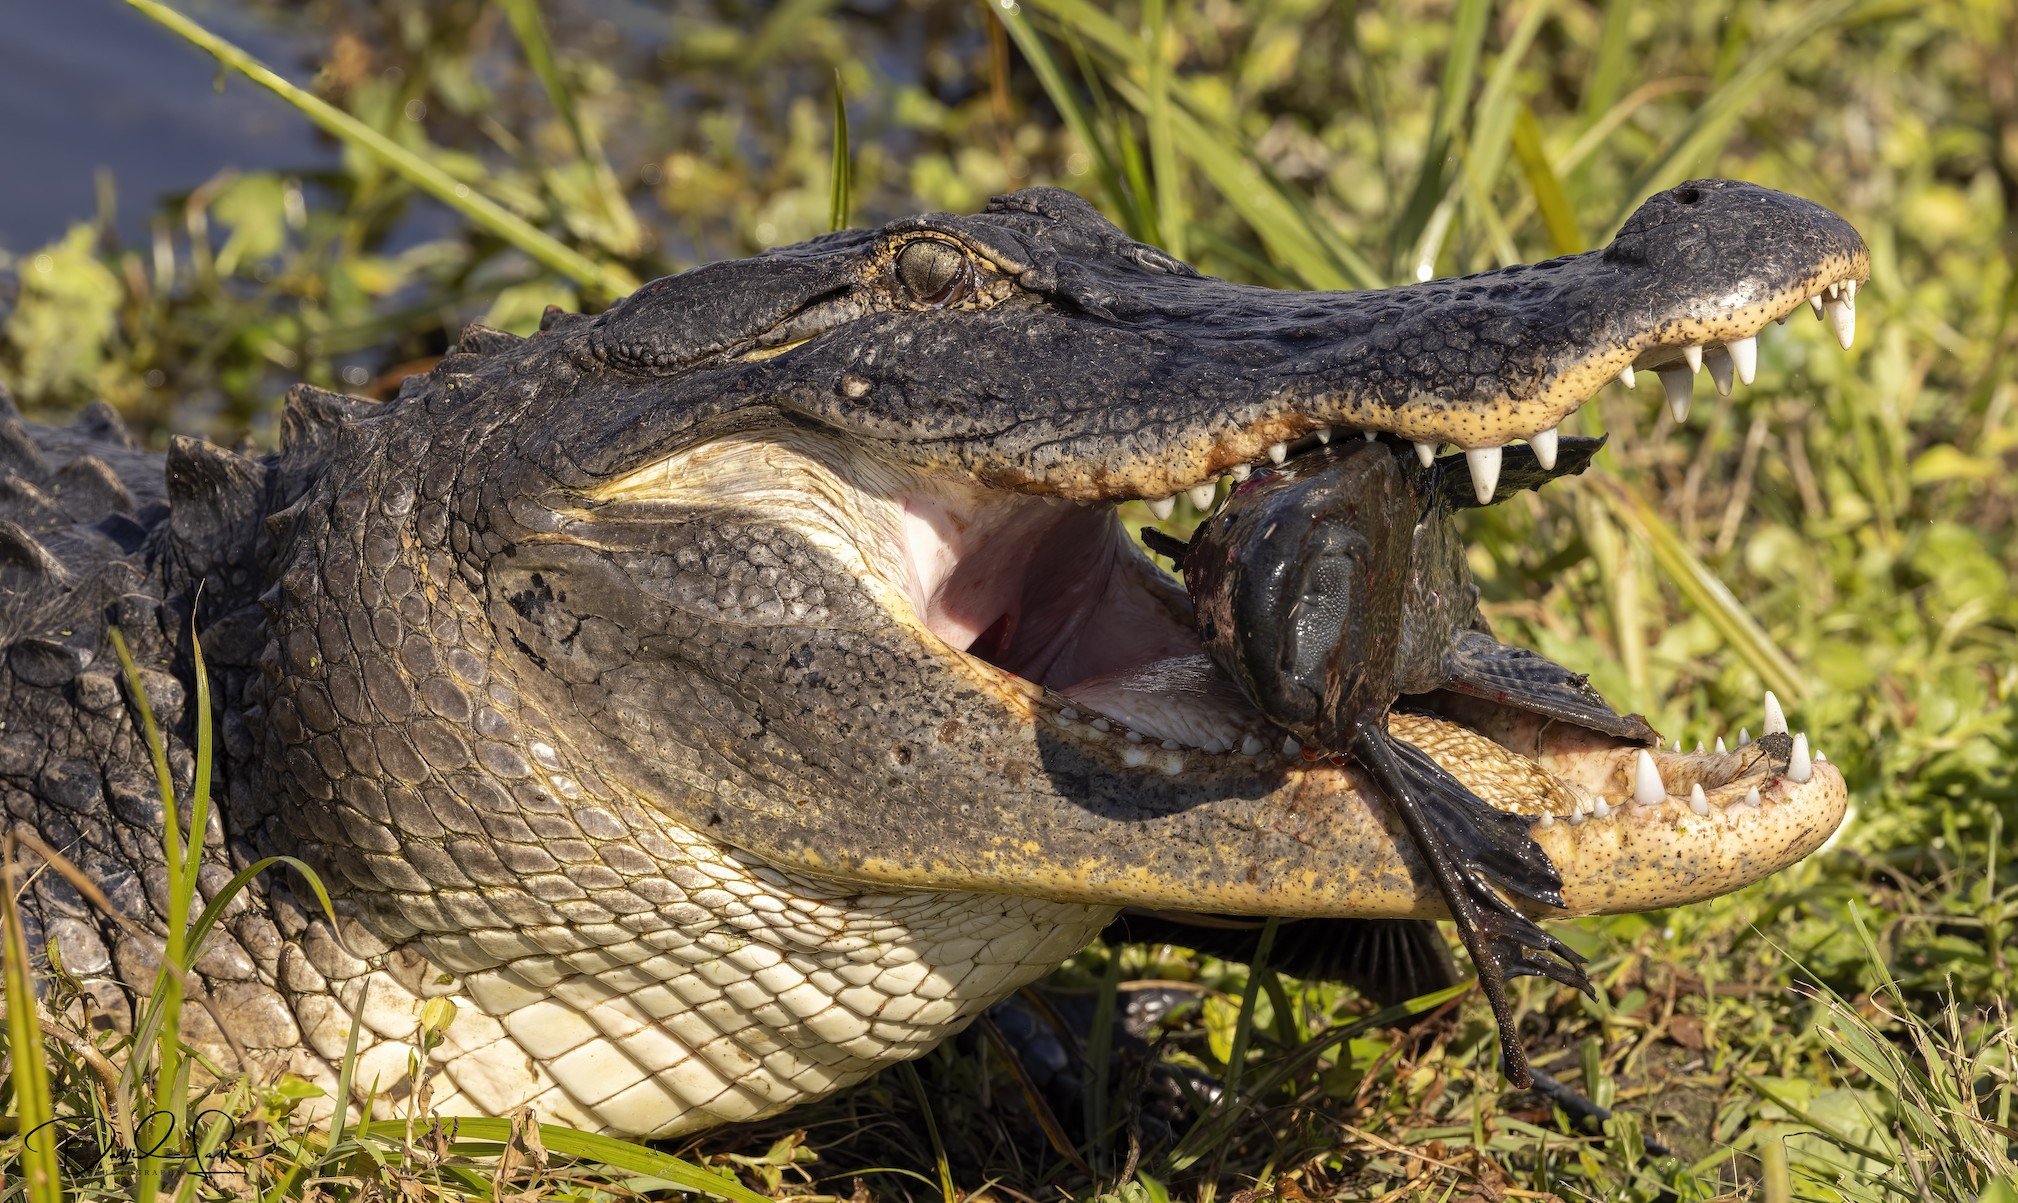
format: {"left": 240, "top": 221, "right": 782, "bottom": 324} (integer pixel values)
{"left": 120, "top": 0, "right": 636, "bottom": 298}
{"left": 356, "top": 1118, "right": 770, "bottom": 1203}
{"left": 1593, "top": 477, "right": 1806, "bottom": 701}
{"left": 829, "top": 70, "right": 851, "bottom": 232}
{"left": 1390, "top": 0, "right": 1491, "bottom": 267}
{"left": 1, "top": 840, "right": 66, "bottom": 1203}
{"left": 992, "top": 6, "right": 1136, "bottom": 232}
{"left": 498, "top": 0, "right": 646, "bottom": 258}
{"left": 1511, "top": 104, "right": 1584, "bottom": 254}
{"left": 1610, "top": 0, "right": 1871, "bottom": 229}
{"left": 183, "top": 618, "right": 211, "bottom": 886}
{"left": 1143, "top": 0, "right": 1184, "bottom": 257}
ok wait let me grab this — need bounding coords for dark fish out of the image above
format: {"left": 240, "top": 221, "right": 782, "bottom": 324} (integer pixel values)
{"left": 1151, "top": 435, "right": 1656, "bottom": 1084}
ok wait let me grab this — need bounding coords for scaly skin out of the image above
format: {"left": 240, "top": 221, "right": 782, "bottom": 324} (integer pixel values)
{"left": 0, "top": 181, "right": 1854, "bottom": 1137}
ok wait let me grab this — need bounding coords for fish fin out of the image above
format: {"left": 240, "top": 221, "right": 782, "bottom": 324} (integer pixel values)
{"left": 1433, "top": 434, "right": 1607, "bottom": 509}
{"left": 1439, "top": 629, "right": 1658, "bottom": 743}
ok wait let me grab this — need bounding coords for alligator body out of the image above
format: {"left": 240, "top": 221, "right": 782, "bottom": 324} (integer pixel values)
{"left": 0, "top": 181, "right": 1856, "bottom": 1138}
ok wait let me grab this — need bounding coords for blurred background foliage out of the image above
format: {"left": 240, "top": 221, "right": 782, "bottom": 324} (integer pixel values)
{"left": 2, "top": 0, "right": 2017, "bottom": 1197}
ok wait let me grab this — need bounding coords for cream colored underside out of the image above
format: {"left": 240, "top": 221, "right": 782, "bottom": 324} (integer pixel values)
{"left": 283, "top": 820, "right": 1111, "bottom": 1138}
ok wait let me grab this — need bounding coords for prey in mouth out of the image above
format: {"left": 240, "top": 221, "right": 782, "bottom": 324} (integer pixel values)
{"left": 1156, "top": 434, "right": 1658, "bottom": 1084}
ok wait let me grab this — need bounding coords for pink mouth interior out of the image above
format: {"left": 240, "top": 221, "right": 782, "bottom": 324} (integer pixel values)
{"left": 899, "top": 489, "right": 1261, "bottom": 748}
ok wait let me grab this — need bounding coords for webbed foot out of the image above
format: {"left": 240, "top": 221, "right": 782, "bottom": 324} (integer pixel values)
{"left": 1440, "top": 629, "right": 1659, "bottom": 744}
{"left": 1347, "top": 717, "right": 1595, "bottom": 1086}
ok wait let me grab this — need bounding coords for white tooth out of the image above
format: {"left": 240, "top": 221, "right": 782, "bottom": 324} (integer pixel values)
{"left": 1763, "top": 690, "right": 1787, "bottom": 736}
{"left": 1705, "top": 345, "right": 1734, "bottom": 397}
{"left": 1161, "top": 740, "right": 1181, "bottom": 750}
{"left": 1414, "top": 440, "right": 1438, "bottom": 467}
{"left": 1682, "top": 344, "right": 1703, "bottom": 374}
{"left": 1826, "top": 298, "right": 1855, "bottom": 349}
{"left": 1728, "top": 334, "right": 1757, "bottom": 385}
{"left": 1689, "top": 784, "right": 1710, "bottom": 816}
{"left": 1282, "top": 735, "right": 1301, "bottom": 756}
{"left": 1737, "top": 727, "right": 1751, "bottom": 747}
{"left": 1230, "top": 464, "right": 1251, "bottom": 482}
{"left": 1745, "top": 786, "right": 1762, "bottom": 807}
{"left": 1362, "top": 430, "right": 1377, "bottom": 442}
{"left": 1843, "top": 279, "right": 1857, "bottom": 305}
{"left": 1316, "top": 427, "right": 1332, "bottom": 445}
{"left": 1592, "top": 797, "right": 1611, "bottom": 819}
{"left": 1125, "top": 730, "right": 1143, "bottom": 743}
{"left": 1465, "top": 445, "right": 1503, "bottom": 504}
{"left": 1091, "top": 718, "right": 1111, "bottom": 732}
{"left": 1053, "top": 712, "right": 1075, "bottom": 728}
{"left": 1694, "top": 741, "right": 1705, "bottom": 754}
{"left": 1059, "top": 708, "right": 1078, "bottom": 722}
{"left": 1267, "top": 442, "right": 1289, "bottom": 464}
{"left": 1788, "top": 733, "right": 1813, "bottom": 783}
{"left": 1187, "top": 483, "right": 1218, "bottom": 509}
{"left": 1659, "top": 367, "right": 1694, "bottom": 423}
{"left": 1619, "top": 364, "right": 1637, "bottom": 389}
{"left": 1203, "top": 737, "right": 1230, "bottom": 754}
{"left": 1809, "top": 294, "right": 1825, "bottom": 318}
{"left": 1241, "top": 734, "right": 1264, "bottom": 757}
{"left": 1714, "top": 736, "right": 1727, "bottom": 754}
{"left": 1815, "top": 750, "right": 1828, "bottom": 762}
{"left": 1147, "top": 496, "right": 1176, "bottom": 521}
{"left": 1537, "top": 811, "right": 1554, "bottom": 828}
{"left": 1531, "top": 426, "right": 1559, "bottom": 470}
{"left": 1825, "top": 282, "right": 1840, "bottom": 300}
{"left": 1632, "top": 749, "right": 1665, "bottom": 805}
{"left": 1568, "top": 805, "right": 1586, "bottom": 825}
{"left": 1122, "top": 746, "right": 1149, "bottom": 767}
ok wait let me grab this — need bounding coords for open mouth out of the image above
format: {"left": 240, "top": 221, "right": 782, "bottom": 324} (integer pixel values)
{"left": 895, "top": 264, "right": 1857, "bottom": 859}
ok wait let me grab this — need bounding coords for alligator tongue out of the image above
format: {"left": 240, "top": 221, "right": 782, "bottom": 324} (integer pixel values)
{"left": 1164, "top": 435, "right": 1613, "bottom": 1086}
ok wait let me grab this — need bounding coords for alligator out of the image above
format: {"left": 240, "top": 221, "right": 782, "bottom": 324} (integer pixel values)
{"left": 0, "top": 179, "right": 1857, "bottom": 1139}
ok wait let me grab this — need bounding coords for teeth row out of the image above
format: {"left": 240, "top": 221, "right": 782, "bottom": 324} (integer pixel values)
{"left": 1535, "top": 690, "right": 1821, "bottom": 826}
{"left": 1049, "top": 706, "right": 1262, "bottom": 761}
{"left": 1138, "top": 426, "right": 1370, "bottom": 523}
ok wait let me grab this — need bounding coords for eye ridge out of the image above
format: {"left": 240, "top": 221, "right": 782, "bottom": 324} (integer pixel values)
{"left": 895, "top": 238, "right": 972, "bottom": 307}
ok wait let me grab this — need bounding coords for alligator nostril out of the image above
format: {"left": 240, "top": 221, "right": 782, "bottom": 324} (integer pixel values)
{"left": 1674, "top": 186, "right": 1703, "bottom": 205}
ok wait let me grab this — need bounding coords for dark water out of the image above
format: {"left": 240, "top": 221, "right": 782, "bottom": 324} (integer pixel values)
{"left": 0, "top": 0, "right": 335, "bottom": 252}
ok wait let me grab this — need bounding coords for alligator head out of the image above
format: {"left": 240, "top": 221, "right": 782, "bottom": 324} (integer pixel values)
{"left": 234, "top": 180, "right": 1857, "bottom": 1134}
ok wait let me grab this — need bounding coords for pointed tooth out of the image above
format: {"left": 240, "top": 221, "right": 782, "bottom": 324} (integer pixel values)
{"left": 1530, "top": 426, "right": 1559, "bottom": 471}
{"left": 1714, "top": 736, "right": 1727, "bottom": 754}
{"left": 1632, "top": 749, "right": 1666, "bottom": 805}
{"left": 1787, "top": 733, "right": 1813, "bottom": 783}
{"left": 1125, "top": 729, "right": 1143, "bottom": 743}
{"left": 1059, "top": 708, "right": 1079, "bottom": 722}
{"left": 1728, "top": 334, "right": 1757, "bottom": 385}
{"left": 1241, "top": 734, "right": 1264, "bottom": 757}
{"left": 1592, "top": 797, "right": 1611, "bottom": 819}
{"left": 1267, "top": 442, "right": 1288, "bottom": 464}
{"left": 1843, "top": 279, "right": 1857, "bottom": 305}
{"left": 1465, "top": 445, "right": 1503, "bottom": 504}
{"left": 1737, "top": 727, "right": 1751, "bottom": 747}
{"left": 1763, "top": 690, "right": 1788, "bottom": 737}
{"left": 1091, "top": 718, "right": 1111, "bottom": 732}
{"left": 1187, "top": 483, "right": 1218, "bottom": 509}
{"left": 1414, "top": 440, "right": 1438, "bottom": 467}
{"left": 1689, "top": 784, "right": 1711, "bottom": 816}
{"left": 1659, "top": 367, "right": 1694, "bottom": 423}
{"left": 1282, "top": 735, "right": 1301, "bottom": 756}
{"left": 1826, "top": 298, "right": 1855, "bottom": 349}
{"left": 1618, "top": 364, "right": 1637, "bottom": 389}
{"left": 1316, "top": 427, "right": 1332, "bottom": 445}
{"left": 1745, "top": 786, "right": 1762, "bottom": 807}
{"left": 1682, "top": 344, "right": 1703, "bottom": 374}
{"left": 1160, "top": 740, "right": 1181, "bottom": 751}
{"left": 1146, "top": 496, "right": 1176, "bottom": 521}
{"left": 1363, "top": 429, "right": 1377, "bottom": 442}
{"left": 1230, "top": 464, "right": 1251, "bottom": 482}
{"left": 1809, "top": 294, "right": 1826, "bottom": 319}
{"left": 1536, "top": 811, "right": 1554, "bottom": 828}
{"left": 1705, "top": 345, "right": 1734, "bottom": 397}
{"left": 1694, "top": 741, "right": 1705, "bottom": 754}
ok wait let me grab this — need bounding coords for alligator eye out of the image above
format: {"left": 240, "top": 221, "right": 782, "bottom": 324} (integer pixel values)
{"left": 895, "top": 239, "right": 971, "bottom": 306}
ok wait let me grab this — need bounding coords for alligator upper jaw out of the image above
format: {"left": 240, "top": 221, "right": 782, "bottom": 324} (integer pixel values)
{"left": 903, "top": 179, "right": 1870, "bottom": 511}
